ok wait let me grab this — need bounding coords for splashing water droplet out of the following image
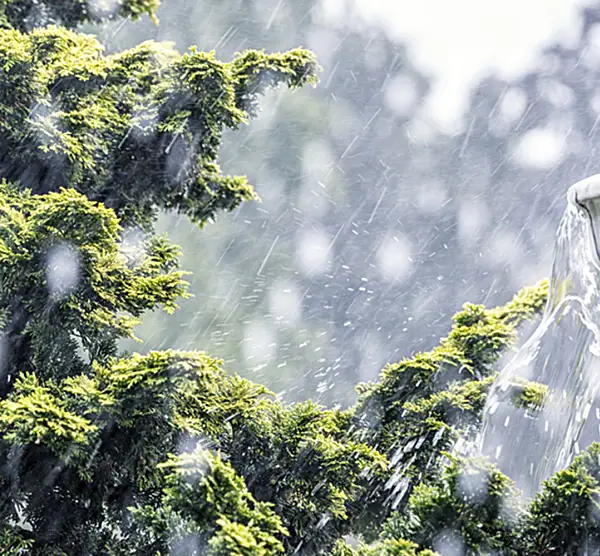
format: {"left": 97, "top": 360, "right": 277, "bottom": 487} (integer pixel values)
{"left": 46, "top": 243, "right": 80, "bottom": 298}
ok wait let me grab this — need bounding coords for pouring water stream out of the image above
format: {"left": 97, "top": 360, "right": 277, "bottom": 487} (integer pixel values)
{"left": 478, "top": 175, "right": 600, "bottom": 498}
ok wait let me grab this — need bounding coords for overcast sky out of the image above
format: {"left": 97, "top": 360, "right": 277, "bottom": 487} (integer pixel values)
{"left": 325, "top": 0, "right": 593, "bottom": 132}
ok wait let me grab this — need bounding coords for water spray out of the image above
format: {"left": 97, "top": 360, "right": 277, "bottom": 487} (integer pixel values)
{"left": 479, "top": 175, "right": 600, "bottom": 499}
{"left": 568, "top": 174, "right": 600, "bottom": 260}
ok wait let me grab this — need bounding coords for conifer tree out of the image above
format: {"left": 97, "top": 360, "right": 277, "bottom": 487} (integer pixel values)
{"left": 0, "top": 1, "right": 596, "bottom": 555}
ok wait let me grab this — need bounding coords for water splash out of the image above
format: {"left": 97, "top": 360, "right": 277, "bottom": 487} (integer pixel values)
{"left": 479, "top": 178, "right": 600, "bottom": 498}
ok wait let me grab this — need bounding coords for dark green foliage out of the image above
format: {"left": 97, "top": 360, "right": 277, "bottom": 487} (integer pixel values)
{"left": 518, "top": 443, "right": 600, "bottom": 555}
{"left": 383, "top": 456, "right": 521, "bottom": 555}
{"left": 0, "top": 526, "right": 35, "bottom": 554}
{"left": 361, "top": 441, "right": 600, "bottom": 556}
{"left": 129, "top": 449, "right": 289, "bottom": 555}
{"left": 0, "top": 350, "right": 237, "bottom": 551}
{"left": 0, "top": 341, "right": 389, "bottom": 553}
{"left": 0, "top": 0, "right": 161, "bottom": 31}
{"left": 0, "top": 181, "right": 187, "bottom": 392}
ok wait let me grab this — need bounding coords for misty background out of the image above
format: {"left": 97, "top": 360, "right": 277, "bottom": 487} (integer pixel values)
{"left": 84, "top": 0, "right": 600, "bottom": 407}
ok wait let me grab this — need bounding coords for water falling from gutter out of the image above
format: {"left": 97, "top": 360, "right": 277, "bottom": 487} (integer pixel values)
{"left": 478, "top": 175, "right": 600, "bottom": 498}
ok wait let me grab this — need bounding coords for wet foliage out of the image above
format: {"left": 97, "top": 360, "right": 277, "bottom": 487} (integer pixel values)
{"left": 0, "top": 21, "right": 317, "bottom": 227}
{"left": 0, "top": 0, "right": 161, "bottom": 32}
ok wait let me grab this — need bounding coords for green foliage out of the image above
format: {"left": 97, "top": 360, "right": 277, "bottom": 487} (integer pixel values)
{"left": 0, "top": 0, "right": 161, "bottom": 31}
{"left": 518, "top": 443, "right": 600, "bottom": 555}
{"left": 0, "top": 372, "right": 98, "bottom": 451}
{"left": 0, "top": 343, "right": 389, "bottom": 553}
{"left": 0, "top": 350, "right": 240, "bottom": 550}
{"left": 0, "top": 527, "right": 35, "bottom": 554}
{"left": 508, "top": 378, "right": 549, "bottom": 411}
{"left": 128, "top": 449, "right": 288, "bottom": 555}
{"left": 218, "top": 396, "right": 389, "bottom": 552}
{"left": 361, "top": 443, "right": 600, "bottom": 556}
{"left": 354, "top": 280, "right": 549, "bottom": 450}
{"left": 0, "top": 23, "right": 318, "bottom": 227}
{"left": 0, "top": 181, "right": 187, "bottom": 391}
{"left": 349, "top": 281, "right": 548, "bottom": 525}
{"left": 383, "top": 455, "right": 521, "bottom": 555}
{"left": 332, "top": 538, "right": 437, "bottom": 556}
